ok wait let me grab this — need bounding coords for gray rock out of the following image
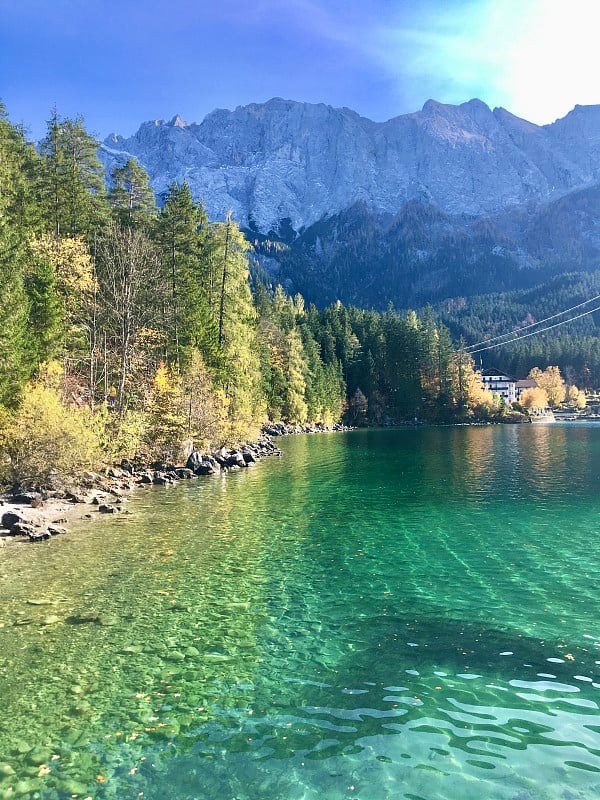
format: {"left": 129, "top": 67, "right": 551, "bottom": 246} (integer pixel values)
{"left": 66, "top": 492, "right": 87, "bottom": 504}
{"left": 28, "top": 529, "right": 52, "bottom": 542}
{"left": 47, "top": 525, "right": 67, "bottom": 535}
{"left": 1, "top": 511, "right": 24, "bottom": 530}
{"left": 11, "top": 492, "right": 42, "bottom": 505}
{"left": 227, "top": 451, "right": 247, "bottom": 468}
{"left": 9, "top": 522, "right": 37, "bottom": 537}
{"left": 193, "top": 462, "right": 213, "bottom": 476}
{"left": 186, "top": 451, "right": 203, "bottom": 471}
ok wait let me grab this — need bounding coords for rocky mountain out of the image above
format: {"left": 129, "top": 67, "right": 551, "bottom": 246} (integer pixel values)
{"left": 99, "top": 98, "right": 600, "bottom": 309}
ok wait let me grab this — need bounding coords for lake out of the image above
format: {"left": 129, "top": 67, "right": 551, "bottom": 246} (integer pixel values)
{"left": 1, "top": 425, "right": 600, "bottom": 800}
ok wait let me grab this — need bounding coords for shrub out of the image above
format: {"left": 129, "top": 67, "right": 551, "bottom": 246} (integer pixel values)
{"left": 0, "top": 363, "right": 103, "bottom": 487}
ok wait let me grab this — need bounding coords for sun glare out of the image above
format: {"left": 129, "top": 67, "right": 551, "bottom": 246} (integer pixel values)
{"left": 499, "top": 0, "right": 600, "bottom": 122}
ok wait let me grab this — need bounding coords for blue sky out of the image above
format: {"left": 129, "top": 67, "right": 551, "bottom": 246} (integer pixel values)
{"left": 1, "top": 0, "right": 598, "bottom": 140}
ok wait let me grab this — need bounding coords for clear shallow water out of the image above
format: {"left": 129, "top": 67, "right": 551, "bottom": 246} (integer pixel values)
{"left": 2, "top": 425, "right": 600, "bottom": 799}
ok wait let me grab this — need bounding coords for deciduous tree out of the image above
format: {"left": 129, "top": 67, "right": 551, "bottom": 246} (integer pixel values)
{"left": 528, "top": 366, "right": 566, "bottom": 407}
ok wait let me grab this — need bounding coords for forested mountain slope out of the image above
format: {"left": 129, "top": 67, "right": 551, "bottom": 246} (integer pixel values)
{"left": 99, "top": 99, "right": 600, "bottom": 311}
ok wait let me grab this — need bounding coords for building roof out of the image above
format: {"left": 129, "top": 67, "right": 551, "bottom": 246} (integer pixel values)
{"left": 481, "top": 368, "right": 515, "bottom": 380}
{"left": 515, "top": 379, "right": 537, "bottom": 389}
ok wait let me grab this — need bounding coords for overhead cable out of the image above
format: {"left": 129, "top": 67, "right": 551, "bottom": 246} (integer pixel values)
{"left": 468, "top": 302, "right": 600, "bottom": 355}
{"left": 465, "top": 292, "right": 600, "bottom": 351}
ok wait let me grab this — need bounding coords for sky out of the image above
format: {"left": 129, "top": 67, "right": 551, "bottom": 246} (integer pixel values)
{"left": 1, "top": 0, "right": 599, "bottom": 141}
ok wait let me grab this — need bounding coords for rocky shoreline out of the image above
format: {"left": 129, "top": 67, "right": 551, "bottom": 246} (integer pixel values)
{"left": 0, "top": 423, "right": 357, "bottom": 547}
{"left": 1, "top": 422, "right": 356, "bottom": 546}
{"left": 262, "top": 421, "right": 352, "bottom": 436}
{"left": 0, "top": 436, "right": 282, "bottom": 547}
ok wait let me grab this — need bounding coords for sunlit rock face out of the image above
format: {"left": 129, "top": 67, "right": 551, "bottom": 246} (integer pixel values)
{"left": 99, "top": 98, "right": 600, "bottom": 233}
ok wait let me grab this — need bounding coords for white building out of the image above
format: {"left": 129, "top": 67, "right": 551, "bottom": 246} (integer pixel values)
{"left": 480, "top": 368, "right": 516, "bottom": 404}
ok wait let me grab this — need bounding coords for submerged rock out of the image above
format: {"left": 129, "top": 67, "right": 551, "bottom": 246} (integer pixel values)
{"left": 67, "top": 612, "right": 118, "bottom": 626}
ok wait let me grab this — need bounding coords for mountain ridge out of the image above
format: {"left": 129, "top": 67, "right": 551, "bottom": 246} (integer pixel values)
{"left": 98, "top": 97, "right": 600, "bottom": 310}
{"left": 99, "top": 97, "right": 600, "bottom": 234}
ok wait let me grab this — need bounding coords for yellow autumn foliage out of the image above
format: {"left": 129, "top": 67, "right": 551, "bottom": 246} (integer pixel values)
{"left": 520, "top": 387, "right": 549, "bottom": 409}
{"left": 528, "top": 366, "right": 566, "bottom": 407}
{"left": 30, "top": 234, "right": 94, "bottom": 297}
{"left": 568, "top": 385, "right": 587, "bottom": 409}
{"left": 0, "top": 362, "right": 103, "bottom": 486}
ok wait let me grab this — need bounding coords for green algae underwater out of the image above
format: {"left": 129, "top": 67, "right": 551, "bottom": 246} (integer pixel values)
{"left": 2, "top": 425, "right": 600, "bottom": 800}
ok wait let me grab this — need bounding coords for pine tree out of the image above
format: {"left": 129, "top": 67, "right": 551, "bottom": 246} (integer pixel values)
{"left": 108, "top": 159, "right": 156, "bottom": 229}
{"left": 0, "top": 103, "right": 43, "bottom": 404}
{"left": 155, "top": 181, "right": 209, "bottom": 367}
{"left": 39, "top": 111, "right": 107, "bottom": 240}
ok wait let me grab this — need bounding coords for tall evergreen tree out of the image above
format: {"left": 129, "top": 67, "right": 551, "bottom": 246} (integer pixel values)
{"left": 0, "top": 103, "right": 43, "bottom": 404}
{"left": 39, "top": 111, "right": 107, "bottom": 239}
{"left": 155, "top": 181, "right": 208, "bottom": 368}
{"left": 24, "top": 248, "right": 64, "bottom": 363}
{"left": 108, "top": 159, "right": 156, "bottom": 229}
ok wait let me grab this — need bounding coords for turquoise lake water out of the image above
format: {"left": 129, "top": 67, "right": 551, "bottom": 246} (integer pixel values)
{"left": 2, "top": 425, "right": 600, "bottom": 799}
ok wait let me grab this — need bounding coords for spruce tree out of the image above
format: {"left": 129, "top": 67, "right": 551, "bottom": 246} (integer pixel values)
{"left": 0, "top": 103, "right": 43, "bottom": 404}
{"left": 155, "top": 181, "right": 209, "bottom": 368}
{"left": 109, "top": 159, "right": 156, "bottom": 229}
{"left": 39, "top": 111, "right": 107, "bottom": 240}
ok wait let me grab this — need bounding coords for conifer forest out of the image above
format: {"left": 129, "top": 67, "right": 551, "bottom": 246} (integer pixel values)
{"left": 0, "top": 105, "right": 574, "bottom": 484}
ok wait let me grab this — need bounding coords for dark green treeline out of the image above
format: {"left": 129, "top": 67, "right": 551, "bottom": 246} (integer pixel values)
{"left": 0, "top": 105, "right": 492, "bottom": 483}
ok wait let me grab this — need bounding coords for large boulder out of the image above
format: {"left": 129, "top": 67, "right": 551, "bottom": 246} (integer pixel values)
{"left": 226, "top": 451, "right": 247, "bottom": 468}
{"left": 1, "top": 511, "right": 24, "bottom": 530}
{"left": 193, "top": 462, "right": 213, "bottom": 476}
{"left": 9, "top": 521, "right": 37, "bottom": 537}
{"left": 186, "top": 451, "right": 204, "bottom": 471}
{"left": 11, "top": 492, "right": 43, "bottom": 506}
